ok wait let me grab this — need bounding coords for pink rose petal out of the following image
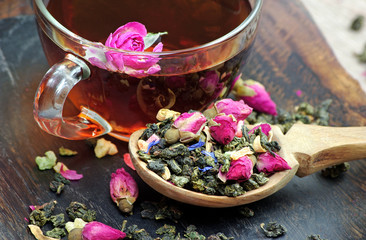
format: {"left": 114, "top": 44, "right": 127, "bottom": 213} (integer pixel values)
{"left": 256, "top": 152, "right": 291, "bottom": 174}
{"left": 236, "top": 80, "right": 277, "bottom": 116}
{"left": 248, "top": 123, "right": 272, "bottom": 137}
{"left": 296, "top": 89, "right": 303, "bottom": 97}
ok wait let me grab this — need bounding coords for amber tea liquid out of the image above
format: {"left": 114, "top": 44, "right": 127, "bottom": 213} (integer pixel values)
{"left": 40, "top": 0, "right": 253, "bottom": 140}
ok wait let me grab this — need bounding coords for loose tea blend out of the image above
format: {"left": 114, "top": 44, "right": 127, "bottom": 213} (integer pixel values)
{"left": 28, "top": 76, "right": 340, "bottom": 239}
{"left": 137, "top": 99, "right": 292, "bottom": 197}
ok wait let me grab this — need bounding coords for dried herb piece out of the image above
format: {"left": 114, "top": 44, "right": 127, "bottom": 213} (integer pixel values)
{"left": 40, "top": 200, "right": 58, "bottom": 218}
{"left": 66, "top": 202, "right": 96, "bottom": 222}
{"left": 321, "top": 163, "right": 350, "bottom": 178}
{"left": 207, "top": 232, "right": 234, "bottom": 240}
{"left": 45, "top": 227, "right": 66, "bottom": 238}
{"left": 29, "top": 210, "right": 48, "bottom": 227}
{"left": 184, "top": 225, "right": 206, "bottom": 240}
{"left": 49, "top": 181, "right": 65, "bottom": 194}
{"left": 356, "top": 44, "right": 366, "bottom": 63}
{"left": 124, "top": 225, "right": 153, "bottom": 240}
{"left": 29, "top": 200, "right": 58, "bottom": 227}
{"left": 49, "top": 213, "right": 65, "bottom": 227}
{"left": 307, "top": 234, "right": 328, "bottom": 240}
{"left": 54, "top": 172, "right": 70, "bottom": 185}
{"left": 155, "top": 224, "right": 177, "bottom": 239}
{"left": 140, "top": 199, "right": 183, "bottom": 223}
{"left": 59, "top": 146, "right": 78, "bottom": 156}
{"left": 260, "top": 222, "right": 287, "bottom": 238}
{"left": 238, "top": 206, "right": 254, "bottom": 218}
{"left": 171, "top": 175, "right": 190, "bottom": 188}
{"left": 350, "top": 15, "right": 364, "bottom": 31}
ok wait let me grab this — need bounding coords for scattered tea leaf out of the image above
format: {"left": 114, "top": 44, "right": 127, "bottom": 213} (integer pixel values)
{"left": 66, "top": 202, "right": 96, "bottom": 222}
{"left": 350, "top": 15, "right": 364, "bottom": 31}
{"left": 59, "top": 146, "right": 78, "bottom": 156}
{"left": 45, "top": 227, "right": 66, "bottom": 238}
{"left": 260, "top": 222, "right": 287, "bottom": 238}
{"left": 321, "top": 163, "right": 350, "bottom": 178}
{"left": 307, "top": 234, "right": 328, "bottom": 240}
{"left": 239, "top": 206, "right": 254, "bottom": 218}
{"left": 49, "top": 180, "right": 65, "bottom": 194}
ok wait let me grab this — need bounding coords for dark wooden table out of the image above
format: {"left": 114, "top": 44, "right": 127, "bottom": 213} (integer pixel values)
{"left": 1, "top": 0, "right": 366, "bottom": 239}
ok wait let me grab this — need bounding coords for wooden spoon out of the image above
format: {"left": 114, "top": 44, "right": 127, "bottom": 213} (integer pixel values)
{"left": 128, "top": 124, "right": 366, "bottom": 208}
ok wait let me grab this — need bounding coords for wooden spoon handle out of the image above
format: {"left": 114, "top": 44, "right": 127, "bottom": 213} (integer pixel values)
{"left": 283, "top": 124, "right": 366, "bottom": 177}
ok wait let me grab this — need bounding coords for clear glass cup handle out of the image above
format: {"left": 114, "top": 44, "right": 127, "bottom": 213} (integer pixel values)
{"left": 33, "top": 54, "right": 112, "bottom": 140}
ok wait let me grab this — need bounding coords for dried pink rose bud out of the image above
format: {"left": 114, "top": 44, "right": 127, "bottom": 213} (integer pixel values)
{"left": 199, "top": 70, "right": 220, "bottom": 95}
{"left": 173, "top": 112, "right": 207, "bottom": 143}
{"left": 248, "top": 123, "right": 272, "bottom": 137}
{"left": 82, "top": 221, "right": 126, "bottom": 240}
{"left": 209, "top": 114, "right": 237, "bottom": 145}
{"left": 256, "top": 152, "right": 291, "bottom": 174}
{"left": 110, "top": 168, "right": 138, "bottom": 214}
{"left": 214, "top": 99, "right": 253, "bottom": 121}
{"left": 226, "top": 156, "right": 254, "bottom": 181}
{"left": 233, "top": 79, "right": 277, "bottom": 116}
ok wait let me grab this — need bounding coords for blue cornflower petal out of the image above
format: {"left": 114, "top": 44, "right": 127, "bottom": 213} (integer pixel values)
{"left": 198, "top": 166, "right": 213, "bottom": 172}
{"left": 201, "top": 150, "right": 217, "bottom": 163}
{"left": 145, "top": 139, "right": 160, "bottom": 154}
{"left": 188, "top": 139, "right": 205, "bottom": 151}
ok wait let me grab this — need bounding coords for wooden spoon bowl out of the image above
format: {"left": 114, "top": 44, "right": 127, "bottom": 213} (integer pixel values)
{"left": 128, "top": 124, "right": 366, "bottom": 208}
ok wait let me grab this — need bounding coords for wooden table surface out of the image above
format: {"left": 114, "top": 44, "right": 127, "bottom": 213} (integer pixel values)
{"left": 1, "top": 0, "right": 366, "bottom": 239}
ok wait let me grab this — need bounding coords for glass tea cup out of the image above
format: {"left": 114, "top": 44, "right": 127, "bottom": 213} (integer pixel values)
{"left": 33, "top": 0, "right": 263, "bottom": 141}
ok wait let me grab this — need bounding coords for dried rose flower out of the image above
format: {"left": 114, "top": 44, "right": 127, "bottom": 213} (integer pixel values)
{"left": 226, "top": 156, "right": 254, "bottom": 181}
{"left": 209, "top": 114, "right": 237, "bottom": 145}
{"left": 199, "top": 70, "right": 223, "bottom": 97}
{"left": 233, "top": 79, "right": 277, "bottom": 116}
{"left": 256, "top": 152, "right": 291, "bottom": 174}
{"left": 156, "top": 109, "right": 181, "bottom": 121}
{"left": 82, "top": 221, "right": 126, "bottom": 240}
{"left": 173, "top": 112, "right": 207, "bottom": 143}
{"left": 214, "top": 98, "right": 253, "bottom": 121}
{"left": 248, "top": 123, "right": 272, "bottom": 137}
{"left": 53, "top": 162, "right": 83, "bottom": 180}
{"left": 110, "top": 168, "right": 138, "bottom": 214}
{"left": 104, "top": 22, "right": 163, "bottom": 78}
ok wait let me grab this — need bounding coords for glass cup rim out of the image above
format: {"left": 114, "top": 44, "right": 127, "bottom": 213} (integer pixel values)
{"left": 34, "top": 0, "right": 262, "bottom": 56}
